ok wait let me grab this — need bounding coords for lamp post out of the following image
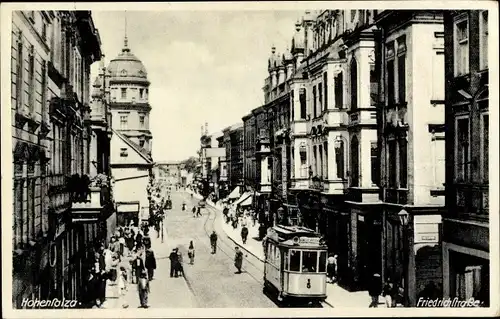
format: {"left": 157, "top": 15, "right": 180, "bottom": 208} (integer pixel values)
{"left": 398, "top": 209, "right": 410, "bottom": 307}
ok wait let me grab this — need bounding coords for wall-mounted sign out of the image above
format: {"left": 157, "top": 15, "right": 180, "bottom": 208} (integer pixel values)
{"left": 299, "top": 237, "right": 321, "bottom": 245}
{"left": 358, "top": 215, "right": 365, "bottom": 222}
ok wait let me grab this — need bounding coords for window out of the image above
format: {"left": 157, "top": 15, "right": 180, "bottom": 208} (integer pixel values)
{"left": 313, "top": 146, "right": 317, "bottom": 175}
{"left": 290, "top": 250, "right": 301, "bottom": 271}
{"left": 139, "top": 88, "right": 144, "bottom": 99}
{"left": 300, "top": 148, "right": 307, "bottom": 178}
{"left": 388, "top": 139, "right": 397, "bottom": 188}
{"left": 318, "top": 251, "right": 327, "bottom": 273}
{"left": 399, "top": 138, "right": 407, "bottom": 188}
{"left": 313, "top": 86, "right": 317, "bottom": 118}
{"left": 300, "top": 89, "right": 307, "bottom": 119}
{"left": 350, "top": 59, "right": 358, "bottom": 110}
{"left": 387, "top": 59, "right": 395, "bottom": 105}
{"left": 302, "top": 251, "right": 318, "bottom": 273}
{"left": 14, "top": 180, "right": 24, "bottom": 248}
{"left": 482, "top": 113, "right": 488, "bottom": 182}
{"left": 454, "top": 17, "right": 469, "bottom": 76}
{"left": 324, "top": 141, "right": 328, "bottom": 179}
{"left": 120, "top": 115, "right": 128, "bottom": 129}
{"left": 335, "top": 140, "right": 345, "bottom": 179}
{"left": 139, "top": 115, "right": 145, "bottom": 128}
{"left": 323, "top": 72, "right": 328, "bottom": 110}
{"left": 371, "top": 142, "right": 379, "bottom": 185}
{"left": 42, "top": 20, "right": 47, "bottom": 40}
{"left": 480, "top": 11, "right": 488, "bottom": 70}
{"left": 120, "top": 148, "right": 128, "bottom": 157}
{"left": 455, "top": 116, "right": 470, "bottom": 182}
{"left": 335, "top": 72, "right": 343, "bottom": 109}
{"left": 431, "top": 134, "right": 446, "bottom": 188}
{"left": 370, "top": 64, "right": 378, "bottom": 106}
{"left": 139, "top": 139, "right": 145, "bottom": 148}
{"left": 41, "top": 61, "right": 47, "bottom": 117}
{"left": 319, "top": 145, "right": 323, "bottom": 177}
{"left": 291, "top": 90, "right": 294, "bottom": 120}
{"left": 397, "top": 52, "right": 406, "bottom": 104}
{"left": 16, "top": 32, "right": 23, "bottom": 110}
{"left": 121, "top": 88, "right": 127, "bottom": 99}
{"left": 28, "top": 46, "right": 35, "bottom": 112}
{"left": 350, "top": 136, "right": 359, "bottom": 186}
{"left": 318, "top": 83, "right": 323, "bottom": 112}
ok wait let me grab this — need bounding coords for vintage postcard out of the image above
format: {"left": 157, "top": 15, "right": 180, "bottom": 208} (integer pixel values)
{"left": 1, "top": 1, "right": 498, "bottom": 318}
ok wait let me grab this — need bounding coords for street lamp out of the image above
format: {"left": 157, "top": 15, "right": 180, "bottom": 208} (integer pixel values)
{"left": 398, "top": 209, "right": 410, "bottom": 307}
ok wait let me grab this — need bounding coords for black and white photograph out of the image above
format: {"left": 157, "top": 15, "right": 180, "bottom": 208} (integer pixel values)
{"left": 1, "top": 1, "right": 498, "bottom": 318}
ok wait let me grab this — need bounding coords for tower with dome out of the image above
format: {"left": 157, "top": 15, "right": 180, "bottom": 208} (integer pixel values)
{"left": 91, "top": 32, "right": 154, "bottom": 227}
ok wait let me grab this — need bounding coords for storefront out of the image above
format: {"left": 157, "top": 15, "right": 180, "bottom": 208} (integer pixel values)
{"left": 116, "top": 201, "right": 140, "bottom": 228}
{"left": 344, "top": 201, "right": 383, "bottom": 291}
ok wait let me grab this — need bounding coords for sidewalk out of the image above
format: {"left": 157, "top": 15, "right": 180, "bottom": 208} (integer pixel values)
{"left": 205, "top": 201, "right": 389, "bottom": 308}
{"left": 101, "top": 225, "right": 196, "bottom": 308}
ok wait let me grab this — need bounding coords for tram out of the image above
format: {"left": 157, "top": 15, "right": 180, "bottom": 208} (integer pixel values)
{"left": 263, "top": 225, "right": 328, "bottom": 306}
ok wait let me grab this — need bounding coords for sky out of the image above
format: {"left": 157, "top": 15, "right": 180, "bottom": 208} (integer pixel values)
{"left": 90, "top": 10, "right": 304, "bottom": 162}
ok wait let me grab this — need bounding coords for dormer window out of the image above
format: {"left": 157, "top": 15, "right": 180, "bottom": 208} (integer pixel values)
{"left": 120, "top": 148, "right": 128, "bottom": 157}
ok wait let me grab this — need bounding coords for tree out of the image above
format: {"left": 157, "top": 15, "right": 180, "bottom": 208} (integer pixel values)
{"left": 180, "top": 156, "right": 199, "bottom": 173}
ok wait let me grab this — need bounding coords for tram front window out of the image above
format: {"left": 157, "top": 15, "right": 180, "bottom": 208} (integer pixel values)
{"left": 302, "top": 251, "right": 318, "bottom": 273}
{"left": 319, "top": 251, "right": 327, "bottom": 273}
{"left": 290, "top": 250, "right": 301, "bottom": 272}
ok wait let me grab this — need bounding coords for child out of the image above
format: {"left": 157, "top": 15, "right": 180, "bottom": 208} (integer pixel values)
{"left": 137, "top": 270, "right": 150, "bottom": 308}
{"left": 118, "top": 266, "right": 128, "bottom": 296}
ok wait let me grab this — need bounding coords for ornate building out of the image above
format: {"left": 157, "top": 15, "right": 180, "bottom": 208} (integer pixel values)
{"left": 12, "top": 11, "right": 103, "bottom": 308}
{"left": 103, "top": 34, "right": 154, "bottom": 225}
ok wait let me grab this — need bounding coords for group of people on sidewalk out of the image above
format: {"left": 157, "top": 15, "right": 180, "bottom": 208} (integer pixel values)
{"left": 85, "top": 224, "right": 158, "bottom": 309}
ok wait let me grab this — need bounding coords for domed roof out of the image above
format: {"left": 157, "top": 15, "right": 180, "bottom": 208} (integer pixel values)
{"left": 107, "top": 37, "right": 149, "bottom": 83}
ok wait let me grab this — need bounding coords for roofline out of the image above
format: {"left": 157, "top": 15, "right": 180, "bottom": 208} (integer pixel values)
{"left": 112, "top": 128, "right": 153, "bottom": 164}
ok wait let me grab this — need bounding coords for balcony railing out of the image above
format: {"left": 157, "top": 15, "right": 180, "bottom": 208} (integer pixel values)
{"left": 455, "top": 185, "right": 489, "bottom": 217}
{"left": 384, "top": 188, "right": 408, "bottom": 205}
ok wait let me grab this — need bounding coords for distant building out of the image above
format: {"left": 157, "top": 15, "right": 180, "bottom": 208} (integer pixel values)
{"left": 106, "top": 34, "right": 154, "bottom": 225}
{"left": 442, "top": 10, "right": 489, "bottom": 307}
{"left": 154, "top": 161, "right": 181, "bottom": 186}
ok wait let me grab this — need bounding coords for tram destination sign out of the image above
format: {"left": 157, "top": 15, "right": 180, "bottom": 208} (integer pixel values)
{"left": 299, "top": 237, "right": 321, "bottom": 245}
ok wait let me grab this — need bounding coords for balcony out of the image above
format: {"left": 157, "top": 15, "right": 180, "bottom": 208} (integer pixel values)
{"left": 454, "top": 184, "right": 489, "bottom": 220}
{"left": 69, "top": 174, "right": 113, "bottom": 223}
{"left": 324, "top": 110, "right": 348, "bottom": 128}
{"left": 385, "top": 103, "right": 408, "bottom": 131}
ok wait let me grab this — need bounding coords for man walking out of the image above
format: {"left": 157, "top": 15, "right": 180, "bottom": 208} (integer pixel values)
{"left": 368, "top": 273, "right": 382, "bottom": 308}
{"left": 241, "top": 225, "right": 249, "bottom": 244}
{"left": 234, "top": 247, "right": 243, "bottom": 274}
{"left": 169, "top": 248, "right": 179, "bottom": 277}
{"left": 145, "top": 247, "right": 157, "bottom": 281}
{"left": 209, "top": 231, "right": 218, "bottom": 254}
{"left": 196, "top": 206, "right": 202, "bottom": 217}
{"left": 192, "top": 206, "right": 196, "bottom": 218}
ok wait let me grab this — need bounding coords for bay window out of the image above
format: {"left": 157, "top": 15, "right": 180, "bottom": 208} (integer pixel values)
{"left": 323, "top": 72, "right": 328, "bottom": 110}
{"left": 335, "top": 72, "right": 343, "bottom": 109}
{"left": 370, "top": 64, "right": 378, "bottom": 106}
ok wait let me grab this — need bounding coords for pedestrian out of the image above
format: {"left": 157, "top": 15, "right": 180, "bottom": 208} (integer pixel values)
{"left": 169, "top": 248, "right": 179, "bottom": 277}
{"left": 252, "top": 211, "right": 257, "bottom": 227}
{"left": 126, "top": 230, "right": 135, "bottom": 256}
{"left": 241, "top": 225, "right": 249, "bottom": 244}
{"left": 368, "top": 273, "right": 382, "bottom": 308}
{"left": 232, "top": 216, "right": 238, "bottom": 229}
{"left": 234, "top": 246, "right": 243, "bottom": 274}
{"left": 209, "top": 231, "right": 218, "bottom": 254}
{"left": 118, "top": 266, "right": 128, "bottom": 297}
{"left": 196, "top": 206, "right": 202, "bottom": 217}
{"left": 143, "top": 230, "right": 151, "bottom": 250}
{"left": 327, "top": 254, "right": 338, "bottom": 283}
{"left": 382, "top": 278, "right": 398, "bottom": 308}
{"left": 241, "top": 215, "right": 248, "bottom": 228}
{"left": 119, "top": 235, "right": 126, "bottom": 257}
{"left": 109, "top": 253, "right": 120, "bottom": 285}
{"left": 145, "top": 248, "right": 157, "bottom": 281}
{"left": 136, "top": 231, "right": 143, "bottom": 250}
{"left": 109, "top": 236, "right": 118, "bottom": 254}
{"left": 137, "top": 270, "right": 150, "bottom": 308}
{"left": 192, "top": 206, "right": 196, "bottom": 218}
{"left": 177, "top": 248, "right": 184, "bottom": 277}
{"left": 132, "top": 249, "right": 145, "bottom": 284}
{"left": 188, "top": 241, "right": 195, "bottom": 265}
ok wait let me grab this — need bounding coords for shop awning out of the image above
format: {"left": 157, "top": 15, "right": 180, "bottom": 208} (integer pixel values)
{"left": 227, "top": 186, "right": 241, "bottom": 199}
{"left": 239, "top": 195, "right": 253, "bottom": 207}
{"left": 233, "top": 192, "right": 252, "bottom": 206}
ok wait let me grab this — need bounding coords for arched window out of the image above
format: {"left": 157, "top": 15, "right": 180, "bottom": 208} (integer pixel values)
{"left": 335, "top": 140, "right": 344, "bottom": 179}
{"left": 350, "top": 136, "right": 359, "bottom": 186}
{"left": 350, "top": 59, "right": 358, "bottom": 110}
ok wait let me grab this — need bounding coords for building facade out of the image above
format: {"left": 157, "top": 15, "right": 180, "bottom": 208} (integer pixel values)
{"left": 12, "top": 10, "right": 104, "bottom": 307}
{"left": 442, "top": 10, "right": 489, "bottom": 307}
{"left": 376, "top": 10, "right": 446, "bottom": 306}
{"left": 154, "top": 161, "right": 181, "bottom": 186}
{"left": 107, "top": 36, "right": 154, "bottom": 225}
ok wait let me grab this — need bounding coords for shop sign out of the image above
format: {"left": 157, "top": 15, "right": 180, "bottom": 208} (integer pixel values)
{"left": 358, "top": 215, "right": 365, "bottom": 222}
